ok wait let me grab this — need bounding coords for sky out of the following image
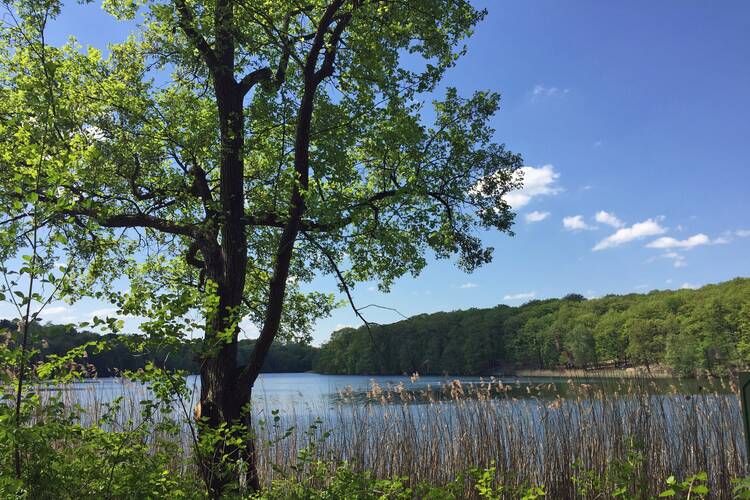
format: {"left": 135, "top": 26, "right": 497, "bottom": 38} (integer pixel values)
{"left": 3, "top": 0, "right": 749, "bottom": 345}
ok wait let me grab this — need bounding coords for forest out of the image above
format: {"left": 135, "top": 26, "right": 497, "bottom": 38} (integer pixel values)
{"left": 7, "top": 277, "right": 749, "bottom": 379}
{"left": 315, "top": 278, "right": 750, "bottom": 377}
{"left": 0, "top": 320, "right": 319, "bottom": 376}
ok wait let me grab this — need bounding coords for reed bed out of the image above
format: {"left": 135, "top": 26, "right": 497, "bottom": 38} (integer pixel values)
{"left": 22, "top": 376, "right": 750, "bottom": 498}
{"left": 254, "top": 377, "right": 747, "bottom": 498}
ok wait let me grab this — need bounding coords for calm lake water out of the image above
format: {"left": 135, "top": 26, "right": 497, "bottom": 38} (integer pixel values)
{"left": 39, "top": 372, "right": 732, "bottom": 416}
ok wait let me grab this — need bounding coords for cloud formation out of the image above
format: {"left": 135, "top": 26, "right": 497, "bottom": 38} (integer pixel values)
{"left": 42, "top": 306, "right": 67, "bottom": 315}
{"left": 503, "top": 291, "right": 536, "bottom": 301}
{"left": 646, "top": 233, "right": 712, "bottom": 250}
{"left": 505, "top": 165, "right": 562, "bottom": 208}
{"left": 525, "top": 210, "right": 550, "bottom": 223}
{"left": 531, "top": 84, "right": 570, "bottom": 102}
{"left": 661, "top": 252, "right": 687, "bottom": 268}
{"left": 563, "top": 215, "right": 596, "bottom": 231}
{"left": 595, "top": 210, "right": 624, "bottom": 228}
{"left": 647, "top": 233, "right": 730, "bottom": 250}
{"left": 460, "top": 282, "right": 478, "bottom": 289}
{"left": 593, "top": 218, "right": 666, "bottom": 251}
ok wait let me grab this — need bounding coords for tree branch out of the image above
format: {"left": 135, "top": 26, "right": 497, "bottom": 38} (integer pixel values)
{"left": 237, "top": 8, "right": 305, "bottom": 95}
{"left": 301, "top": 231, "right": 380, "bottom": 349}
{"left": 315, "top": 13, "right": 351, "bottom": 84}
{"left": 237, "top": 0, "right": 352, "bottom": 389}
{"left": 238, "top": 67, "right": 272, "bottom": 95}
{"left": 64, "top": 207, "right": 201, "bottom": 239}
{"left": 175, "top": 0, "right": 220, "bottom": 74}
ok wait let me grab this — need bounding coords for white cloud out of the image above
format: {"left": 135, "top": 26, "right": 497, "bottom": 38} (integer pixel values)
{"left": 563, "top": 215, "right": 596, "bottom": 231}
{"left": 737, "top": 229, "right": 750, "bottom": 238}
{"left": 593, "top": 218, "right": 666, "bottom": 251}
{"left": 525, "top": 210, "right": 550, "bottom": 223}
{"left": 505, "top": 165, "right": 562, "bottom": 208}
{"left": 42, "top": 306, "right": 67, "bottom": 316}
{"left": 660, "top": 252, "right": 687, "bottom": 268}
{"left": 595, "top": 210, "right": 624, "bottom": 228}
{"left": 646, "top": 233, "right": 715, "bottom": 250}
{"left": 459, "top": 282, "right": 478, "bottom": 289}
{"left": 531, "top": 84, "right": 570, "bottom": 102}
{"left": 334, "top": 323, "right": 353, "bottom": 331}
{"left": 503, "top": 291, "right": 536, "bottom": 301}
{"left": 238, "top": 320, "right": 260, "bottom": 338}
{"left": 680, "top": 283, "right": 698, "bottom": 290}
{"left": 89, "top": 308, "right": 119, "bottom": 317}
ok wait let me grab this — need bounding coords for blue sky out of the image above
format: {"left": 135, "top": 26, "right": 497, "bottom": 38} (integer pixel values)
{"left": 312, "top": 0, "right": 750, "bottom": 342}
{"left": 4, "top": 1, "right": 749, "bottom": 345}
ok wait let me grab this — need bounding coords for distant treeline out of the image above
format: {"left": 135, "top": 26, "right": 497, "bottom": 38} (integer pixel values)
{"left": 315, "top": 278, "right": 750, "bottom": 377}
{"left": 0, "top": 320, "right": 319, "bottom": 376}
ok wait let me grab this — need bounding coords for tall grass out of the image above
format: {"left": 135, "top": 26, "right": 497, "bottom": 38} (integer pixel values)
{"left": 26, "top": 376, "right": 750, "bottom": 498}
{"left": 254, "top": 377, "right": 746, "bottom": 498}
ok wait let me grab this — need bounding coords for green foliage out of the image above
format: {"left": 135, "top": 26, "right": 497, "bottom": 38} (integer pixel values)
{"left": 0, "top": 0, "right": 520, "bottom": 354}
{"left": 0, "top": 2, "right": 521, "bottom": 490}
{"left": 0, "top": 388, "right": 204, "bottom": 499}
{"left": 255, "top": 462, "right": 414, "bottom": 500}
{"left": 469, "top": 462, "right": 545, "bottom": 500}
{"left": 732, "top": 476, "right": 750, "bottom": 499}
{"left": 572, "top": 437, "right": 646, "bottom": 499}
{"left": 0, "top": 319, "right": 320, "bottom": 376}
{"left": 252, "top": 460, "right": 548, "bottom": 500}
{"left": 659, "top": 472, "right": 710, "bottom": 499}
{"left": 317, "top": 278, "right": 750, "bottom": 376}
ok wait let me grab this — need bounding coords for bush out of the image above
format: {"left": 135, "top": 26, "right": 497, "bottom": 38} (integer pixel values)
{"left": 0, "top": 393, "right": 203, "bottom": 499}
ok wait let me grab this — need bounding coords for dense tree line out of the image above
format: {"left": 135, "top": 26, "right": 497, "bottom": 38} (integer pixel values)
{"left": 316, "top": 278, "right": 750, "bottom": 377}
{"left": 0, "top": 320, "right": 319, "bottom": 376}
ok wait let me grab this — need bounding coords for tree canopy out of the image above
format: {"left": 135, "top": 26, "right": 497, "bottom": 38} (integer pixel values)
{"left": 0, "top": 0, "right": 520, "bottom": 493}
{"left": 316, "top": 278, "right": 750, "bottom": 377}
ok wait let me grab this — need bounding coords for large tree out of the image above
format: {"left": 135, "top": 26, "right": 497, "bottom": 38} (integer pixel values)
{"left": 0, "top": 0, "right": 520, "bottom": 495}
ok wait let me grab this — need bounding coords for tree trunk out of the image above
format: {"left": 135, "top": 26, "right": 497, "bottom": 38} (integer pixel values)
{"left": 192, "top": 2, "right": 351, "bottom": 496}
{"left": 198, "top": 275, "right": 256, "bottom": 497}
{"left": 198, "top": 55, "right": 254, "bottom": 493}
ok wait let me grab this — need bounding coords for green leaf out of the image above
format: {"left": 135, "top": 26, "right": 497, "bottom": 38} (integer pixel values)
{"left": 693, "top": 485, "right": 709, "bottom": 495}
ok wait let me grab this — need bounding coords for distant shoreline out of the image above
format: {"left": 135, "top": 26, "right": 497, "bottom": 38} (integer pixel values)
{"left": 513, "top": 367, "right": 673, "bottom": 379}
{"left": 312, "top": 366, "right": 679, "bottom": 379}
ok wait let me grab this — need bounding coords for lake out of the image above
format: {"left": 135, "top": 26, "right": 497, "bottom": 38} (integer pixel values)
{"left": 38, "top": 371, "right": 733, "bottom": 416}
{"left": 32, "top": 372, "right": 746, "bottom": 497}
